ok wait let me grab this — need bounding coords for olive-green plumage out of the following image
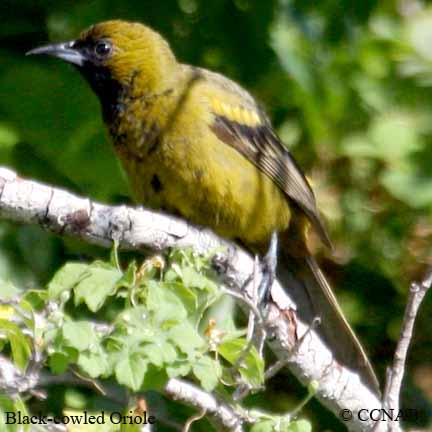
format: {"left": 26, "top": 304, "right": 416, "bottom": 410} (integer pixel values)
{"left": 29, "top": 20, "right": 379, "bottom": 393}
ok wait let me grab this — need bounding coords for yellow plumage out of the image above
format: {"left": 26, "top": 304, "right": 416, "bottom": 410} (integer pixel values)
{"left": 108, "top": 60, "right": 292, "bottom": 248}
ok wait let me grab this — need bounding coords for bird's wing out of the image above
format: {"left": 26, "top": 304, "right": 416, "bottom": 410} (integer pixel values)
{"left": 200, "top": 68, "right": 331, "bottom": 247}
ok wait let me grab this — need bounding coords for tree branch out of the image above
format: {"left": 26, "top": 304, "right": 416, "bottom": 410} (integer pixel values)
{"left": 0, "top": 167, "right": 391, "bottom": 431}
{"left": 382, "top": 267, "right": 432, "bottom": 431}
{"left": 165, "top": 378, "right": 245, "bottom": 431}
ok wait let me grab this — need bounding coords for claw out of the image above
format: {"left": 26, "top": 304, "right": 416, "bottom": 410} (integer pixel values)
{"left": 258, "top": 231, "right": 279, "bottom": 305}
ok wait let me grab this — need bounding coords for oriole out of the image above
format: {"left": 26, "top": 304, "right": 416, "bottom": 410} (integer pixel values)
{"left": 28, "top": 20, "right": 379, "bottom": 393}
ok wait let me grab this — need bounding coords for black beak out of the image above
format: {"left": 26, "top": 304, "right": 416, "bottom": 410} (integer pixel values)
{"left": 26, "top": 41, "right": 85, "bottom": 66}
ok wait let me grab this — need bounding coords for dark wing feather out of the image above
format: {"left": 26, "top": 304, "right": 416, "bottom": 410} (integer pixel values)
{"left": 211, "top": 114, "right": 331, "bottom": 248}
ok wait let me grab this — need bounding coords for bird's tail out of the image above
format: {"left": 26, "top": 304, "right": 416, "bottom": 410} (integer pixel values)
{"left": 278, "top": 233, "right": 380, "bottom": 395}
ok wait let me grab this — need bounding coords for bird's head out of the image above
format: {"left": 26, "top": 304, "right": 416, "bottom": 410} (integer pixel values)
{"left": 28, "top": 20, "right": 178, "bottom": 102}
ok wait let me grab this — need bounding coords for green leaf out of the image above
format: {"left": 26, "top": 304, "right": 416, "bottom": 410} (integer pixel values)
{"left": 0, "top": 395, "right": 16, "bottom": 432}
{"left": 48, "top": 262, "right": 88, "bottom": 299}
{"left": 166, "top": 361, "right": 192, "bottom": 378}
{"left": 0, "top": 319, "right": 31, "bottom": 370}
{"left": 115, "top": 354, "right": 147, "bottom": 391}
{"left": 167, "top": 321, "right": 205, "bottom": 356}
{"left": 78, "top": 350, "right": 110, "bottom": 378}
{"left": 0, "top": 395, "right": 30, "bottom": 432}
{"left": 13, "top": 398, "right": 30, "bottom": 432}
{"left": 141, "top": 364, "right": 169, "bottom": 391}
{"left": 192, "top": 356, "right": 221, "bottom": 391}
{"left": 62, "top": 321, "right": 98, "bottom": 351}
{"left": 114, "top": 307, "right": 156, "bottom": 344}
{"left": 22, "top": 290, "right": 47, "bottom": 311}
{"left": 49, "top": 352, "right": 71, "bottom": 374}
{"left": 218, "top": 337, "right": 247, "bottom": 363}
{"left": 251, "top": 420, "right": 276, "bottom": 432}
{"left": 64, "top": 389, "right": 87, "bottom": 410}
{"left": 146, "top": 280, "right": 187, "bottom": 325}
{"left": 144, "top": 342, "right": 177, "bottom": 367}
{"left": 142, "top": 343, "right": 164, "bottom": 367}
{"left": 165, "top": 282, "right": 197, "bottom": 314}
{"left": 74, "top": 263, "right": 122, "bottom": 312}
{"left": 181, "top": 266, "right": 217, "bottom": 292}
{"left": 218, "top": 338, "right": 264, "bottom": 388}
{"left": 285, "top": 419, "right": 312, "bottom": 432}
{"left": 117, "top": 260, "right": 137, "bottom": 288}
{"left": 160, "top": 341, "right": 178, "bottom": 363}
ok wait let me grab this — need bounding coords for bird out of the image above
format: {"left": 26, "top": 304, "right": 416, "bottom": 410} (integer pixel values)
{"left": 28, "top": 19, "right": 379, "bottom": 393}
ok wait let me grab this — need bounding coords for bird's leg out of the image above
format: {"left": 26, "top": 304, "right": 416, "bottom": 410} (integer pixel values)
{"left": 258, "top": 231, "right": 279, "bottom": 306}
{"left": 217, "top": 234, "right": 278, "bottom": 400}
{"left": 232, "top": 236, "right": 279, "bottom": 400}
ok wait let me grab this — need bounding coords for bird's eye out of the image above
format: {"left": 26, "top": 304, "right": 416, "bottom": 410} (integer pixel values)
{"left": 94, "top": 40, "right": 112, "bottom": 59}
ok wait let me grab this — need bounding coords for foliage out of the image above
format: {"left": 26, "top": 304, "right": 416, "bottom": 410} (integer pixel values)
{"left": 0, "top": 0, "right": 432, "bottom": 429}
{"left": 0, "top": 248, "right": 312, "bottom": 431}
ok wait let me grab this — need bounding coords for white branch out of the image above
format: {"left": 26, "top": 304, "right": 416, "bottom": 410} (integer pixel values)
{"left": 165, "top": 378, "right": 245, "bottom": 431}
{"left": 0, "top": 167, "right": 386, "bottom": 432}
{"left": 382, "top": 267, "right": 432, "bottom": 431}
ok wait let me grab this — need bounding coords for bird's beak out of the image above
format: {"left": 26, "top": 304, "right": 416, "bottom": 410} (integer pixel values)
{"left": 26, "top": 41, "right": 85, "bottom": 66}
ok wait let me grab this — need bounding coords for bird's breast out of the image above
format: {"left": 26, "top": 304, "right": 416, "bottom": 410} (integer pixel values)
{"left": 107, "top": 91, "right": 292, "bottom": 251}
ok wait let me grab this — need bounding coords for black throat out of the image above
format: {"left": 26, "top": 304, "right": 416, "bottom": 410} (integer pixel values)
{"left": 77, "top": 63, "right": 125, "bottom": 124}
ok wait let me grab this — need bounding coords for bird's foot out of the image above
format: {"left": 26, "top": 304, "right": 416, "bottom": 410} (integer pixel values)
{"left": 257, "top": 231, "right": 279, "bottom": 306}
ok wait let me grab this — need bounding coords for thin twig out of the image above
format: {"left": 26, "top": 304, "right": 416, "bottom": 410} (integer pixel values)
{"left": 70, "top": 367, "right": 107, "bottom": 396}
{"left": 247, "top": 255, "right": 260, "bottom": 340}
{"left": 231, "top": 256, "right": 267, "bottom": 401}
{"left": 183, "top": 407, "right": 207, "bottom": 432}
{"left": 382, "top": 267, "right": 432, "bottom": 431}
{"left": 220, "top": 286, "right": 263, "bottom": 325}
{"left": 165, "top": 378, "right": 245, "bottom": 431}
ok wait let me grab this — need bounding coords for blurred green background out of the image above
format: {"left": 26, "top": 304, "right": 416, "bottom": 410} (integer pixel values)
{"left": 0, "top": 0, "right": 432, "bottom": 429}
